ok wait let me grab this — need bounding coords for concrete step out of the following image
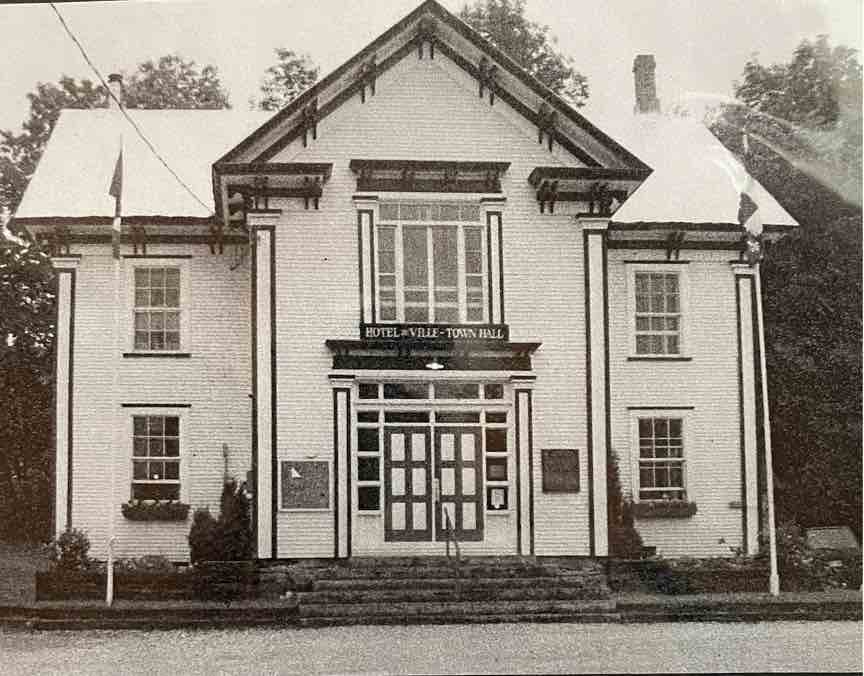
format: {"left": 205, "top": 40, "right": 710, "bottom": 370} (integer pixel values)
{"left": 298, "top": 598, "right": 615, "bottom": 619}
{"left": 308, "top": 563, "right": 606, "bottom": 581}
{"left": 297, "top": 611, "right": 620, "bottom": 628}
{"left": 298, "top": 585, "right": 608, "bottom": 605}
{"left": 312, "top": 575, "right": 606, "bottom": 593}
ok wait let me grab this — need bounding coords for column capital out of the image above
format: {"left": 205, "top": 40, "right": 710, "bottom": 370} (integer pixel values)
{"left": 510, "top": 374, "right": 536, "bottom": 390}
{"left": 329, "top": 374, "right": 356, "bottom": 388}
{"left": 51, "top": 255, "right": 81, "bottom": 271}
{"left": 247, "top": 211, "right": 281, "bottom": 228}
{"left": 575, "top": 216, "right": 609, "bottom": 231}
{"left": 730, "top": 261, "right": 756, "bottom": 275}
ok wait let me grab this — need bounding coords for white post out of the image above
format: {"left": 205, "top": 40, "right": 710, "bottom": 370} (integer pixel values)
{"left": 754, "top": 264, "right": 780, "bottom": 595}
{"left": 106, "top": 536, "right": 116, "bottom": 606}
{"left": 107, "top": 247, "right": 121, "bottom": 606}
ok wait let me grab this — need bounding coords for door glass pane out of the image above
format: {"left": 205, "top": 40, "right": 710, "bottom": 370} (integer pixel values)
{"left": 392, "top": 502, "right": 406, "bottom": 530}
{"left": 441, "top": 468, "right": 455, "bottom": 495}
{"left": 391, "top": 468, "right": 405, "bottom": 495}
{"left": 390, "top": 434, "right": 405, "bottom": 461}
{"left": 412, "top": 502, "right": 427, "bottom": 531}
{"left": 462, "top": 503, "right": 476, "bottom": 530}
{"left": 358, "top": 428, "right": 379, "bottom": 453}
{"left": 439, "top": 434, "right": 455, "bottom": 461}
{"left": 461, "top": 433, "right": 475, "bottom": 461}
{"left": 358, "top": 456, "right": 379, "bottom": 481}
{"left": 412, "top": 468, "right": 426, "bottom": 495}
{"left": 358, "top": 486, "right": 380, "bottom": 511}
{"left": 383, "top": 383, "right": 428, "bottom": 399}
{"left": 462, "top": 467, "right": 476, "bottom": 495}
{"left": 441, "top": 502, "right": 456, "bottom": 530}
{"left": 411, "top": 434, "right": 426, "bottom": 461}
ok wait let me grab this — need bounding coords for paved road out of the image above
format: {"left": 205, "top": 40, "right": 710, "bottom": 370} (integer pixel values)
{"left": 1, "top": 620, "right": 861, "bottom": 674}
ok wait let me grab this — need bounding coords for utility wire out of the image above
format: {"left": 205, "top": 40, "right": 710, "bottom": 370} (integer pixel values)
{"left": 49, "top": 2, "right": 214, "bottom": 215}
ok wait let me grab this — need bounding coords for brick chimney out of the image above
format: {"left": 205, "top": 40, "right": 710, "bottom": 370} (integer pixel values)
{"left": 633, "top": 55, "right": 660, "bottom": 114}
{"left": 107, "top": 73, "right": 124, "bottom": 109}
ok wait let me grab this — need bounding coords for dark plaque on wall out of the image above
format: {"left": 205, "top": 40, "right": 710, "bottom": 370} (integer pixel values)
{"left": 281, "top": 461, "right": 330, "bottom": 509}
{"left": 541, "top": 449, "right": 580, "bottom": 493}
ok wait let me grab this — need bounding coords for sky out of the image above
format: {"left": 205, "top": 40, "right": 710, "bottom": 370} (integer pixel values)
{"left": 0, "top": 0, "right": 861, "bottom": 134}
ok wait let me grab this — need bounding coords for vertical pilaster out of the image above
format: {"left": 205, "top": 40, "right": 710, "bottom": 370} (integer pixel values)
{"left": 51, "top": 256, "right": 80, "bottom": 536}
{"left": 512, "top": 376, "right": 535, "bottom": 555}
{"left": 733, "top": 264, "right": 760, "bottom": 555}
{"left": 251, "top": 215, "right": 278, "bottom": 559}
{"left": 583, "top": 219, "right": 609, "bottom": 557}
{"left": 355, "top": 198, "right": 378, "bottom": 326}
{"left": 331, "top": 376, "right": 353, "bottom": 558}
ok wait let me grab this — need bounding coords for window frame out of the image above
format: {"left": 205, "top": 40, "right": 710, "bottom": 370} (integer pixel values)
{"left": 626, "top": 264, "right": 689, "bottom": 358}
{"left": 127, "top": 259, "right": 190, "bottom": 354}
{"left": 629, "top": 409, "right": 690, "bottom": 503}
{"left": 126, "top": 408, "right": 188, "bottom": 503}
{"left": 374, "top": 218, "right": 489, "bottom": 325}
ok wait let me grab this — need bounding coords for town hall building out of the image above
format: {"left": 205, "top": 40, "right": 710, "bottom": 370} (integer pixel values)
{"left": 13, "top": 0, "right": 797, "bottom": 562}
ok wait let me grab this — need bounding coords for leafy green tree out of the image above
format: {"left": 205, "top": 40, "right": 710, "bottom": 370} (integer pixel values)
{"left": 712, "top": 36, "right": 862, "bottom": 539}
{"left": 254, "top": 49, "right": 319, "bottom": 111}
{"left": 459, "top": 0, "right": 589, "bottom": 105}
{"left": 122, "top": 55, "right": 231, "bottom": 110}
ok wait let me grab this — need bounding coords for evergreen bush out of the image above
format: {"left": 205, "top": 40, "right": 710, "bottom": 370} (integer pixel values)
{"left": 45, "top": 528, "right": 92, "bottom": 572}
{"left": 187, "top": 479, "right": 253, "bottom": 564}
{"left": 607, "top": 451, "right": 644, "bottom": 558}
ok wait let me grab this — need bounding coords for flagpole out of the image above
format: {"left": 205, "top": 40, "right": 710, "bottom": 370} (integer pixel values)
{"left": 107, "top": 133, "right": 123, "bottom": 607}
{"left": 755, "top": 262, "right": 780, "bottom": 595}
{"left": 742, "top": 129, "right": 780, "bottom": 596}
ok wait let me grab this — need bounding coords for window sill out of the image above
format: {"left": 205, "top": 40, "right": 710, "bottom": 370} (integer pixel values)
{"left": 123, "top": 352, "right": 191, "bottom": 359}
{"left": 627, "top": 356, "right": 693, "bottom": 362}
{"left": 633, "top": 500, "right": 698, "bottom": 519}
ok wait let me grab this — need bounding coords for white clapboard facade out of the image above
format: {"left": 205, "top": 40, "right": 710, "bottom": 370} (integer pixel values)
{"left": 15, "top": 0, "right": 797, "bottom": 561}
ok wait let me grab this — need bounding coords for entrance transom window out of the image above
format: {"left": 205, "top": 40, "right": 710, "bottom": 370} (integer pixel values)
{"left": 376, "top": 202, "right": 487, "bottom": 324}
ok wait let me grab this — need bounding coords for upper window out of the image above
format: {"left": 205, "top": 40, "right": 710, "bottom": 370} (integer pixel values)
{"left": 376, "top": 209, "right": 487, "bottom": 324}
{"left": 637, "top": 417, "right": 685, "bottom": 501}
{"left": 132, "top": 265, "right": 183, "bottom": 352}
{"left": 132, "top": 415, "right": 180, "bottom": 500}
{"left": 634, "top": 271, "right": 681, "bottom": 355}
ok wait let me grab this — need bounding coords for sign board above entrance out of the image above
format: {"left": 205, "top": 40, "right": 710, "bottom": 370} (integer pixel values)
{"left": 361, "top": 323, "right": 509, "bottom": 342}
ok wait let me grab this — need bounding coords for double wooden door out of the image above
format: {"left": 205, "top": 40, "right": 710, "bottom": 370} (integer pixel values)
{"left": 383, "top": 426, "right": 484, "bottom": 542}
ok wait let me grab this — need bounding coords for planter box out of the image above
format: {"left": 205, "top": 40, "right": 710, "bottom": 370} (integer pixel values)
{"left": 608, "top": 559, "right": 769, "bottom": 594}
{"left": 633, "top": 501, "right": 698, "bottom": 519}
{"left": 36, "top": 570, "right": 195, "bottom": 601}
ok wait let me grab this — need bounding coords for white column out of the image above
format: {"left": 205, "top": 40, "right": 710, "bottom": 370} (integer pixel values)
{"left": 733, "top": 264, "right": 760, "bottom": 555}
{"left": 52, "top": 256, "right": 80, "bottom": 536}
{"left": 251, "top": 215, "right": 278, "bottom": 558}
{"left": 331, "top": 376, "right": 353, "bottom": 558}
{"left": 583, "top": 220, "right": 609, "bottom": 557}
{"left": 513, "top": 377, "right": 535, "bottom": 555}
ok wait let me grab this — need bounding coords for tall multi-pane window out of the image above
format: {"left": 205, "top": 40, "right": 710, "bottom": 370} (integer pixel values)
{"left": 132, "top": 415, "right": 180, "bottom": 500}
{"left": 634, "top": 272, "right": 680, "bottom": 355}
{"left": 134, "top": 267, "right": 181, "bottom": 351}
{"left": 638, "top": 417, "right": 685, "bottom": 500}
{"left": 375, "top": 204, "right": 487, "bottom": 324}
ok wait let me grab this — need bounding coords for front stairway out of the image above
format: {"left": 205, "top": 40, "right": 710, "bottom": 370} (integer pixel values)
{"left": 285, "top": 556, "right": 613, "bottom": 627}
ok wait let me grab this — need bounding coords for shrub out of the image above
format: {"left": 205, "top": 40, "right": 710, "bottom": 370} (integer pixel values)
{"left": 607, "top": 451, "right": 644, "bottom": 558}
{"left": 775, "top": 520, "right": 862, "bottom": 590}
{"left": 45, "top": 528, "right": 92, "bottom": 572}
{"left": 188, "top": 508, "right": 219, "bottom": 565}
{"left": 188, "top": 479, "right": 253, "bottom": 564}
{"left": 114, "top": 554, "right": 177, "bottom": 575}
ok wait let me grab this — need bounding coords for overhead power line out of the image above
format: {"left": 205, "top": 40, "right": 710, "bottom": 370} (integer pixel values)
{"left": 49, "top": 2, "right": 214, "bottom": 215}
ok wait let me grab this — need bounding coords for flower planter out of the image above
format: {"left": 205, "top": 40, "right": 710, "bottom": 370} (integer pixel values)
{"left": 121, "top": 500, "right": 190, "bottom": 521}
{"left": 633, "top": 501, "right": 698, "bottom": 519}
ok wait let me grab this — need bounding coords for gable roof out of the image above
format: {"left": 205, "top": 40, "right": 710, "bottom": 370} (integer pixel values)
{"left": 14, "top": 109, "right": 270, "bottom": 224}
{"left": 216, "top": 0, "right": 649, "bottom": 172}
{"left": 604, "top": 113, "right": 797, "bottom": 229}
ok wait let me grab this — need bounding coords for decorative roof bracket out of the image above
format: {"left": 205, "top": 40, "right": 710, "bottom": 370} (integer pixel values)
{"left": 130, "top": 225, "right": 147, "bottom": 255}
{"left": 478, "top": 56, "right": 498, "bottom": 105}
{"left": 358, "top": 55, "right": 378, "bottom": 103}
{"left": 665, "top": 231, "right": 686, "bottom": 260}
{"left": 415, "top": 16, "right": 437, "bottom": 59}
{"left": 537, "top": 102, "right": 558, "bottom": 152}
{"left": 300, "top": 99, "right": 318, "bottom": 148}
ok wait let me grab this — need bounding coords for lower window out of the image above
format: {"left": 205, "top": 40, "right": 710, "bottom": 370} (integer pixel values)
{"left": 132, "top": 415, "right": 180, "bottom": 500}
{"left": 637, "top": 417, "right": 685, "bottom": 500}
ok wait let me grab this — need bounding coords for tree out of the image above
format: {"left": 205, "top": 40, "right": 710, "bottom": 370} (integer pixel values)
{"left": 712, "top": 37, "right": 862, "bottom": 539}
{"left": 122, "top": 55, "right": 231, "bottom": 110}
{"left": 459, "top": 0, "right": 589, "bottom": 106}
{"left": 254, "top": 49, "right": 319, "bottom": 111}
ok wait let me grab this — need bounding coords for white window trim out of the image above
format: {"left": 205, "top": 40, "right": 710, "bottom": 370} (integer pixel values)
{"left": 628, "top": 408, "right": 692, "bottom": 503}
{"left": 625, "top": 264, "right": 690, "bottom": 358}
{"left": 125, "top": 407, "right": 189, "bottom": 504}
{"left": 375, "top": 220, "right": 489, "bottom": 325}
{"left": 126, "top": 259, "right": 191, "bottom": 354}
